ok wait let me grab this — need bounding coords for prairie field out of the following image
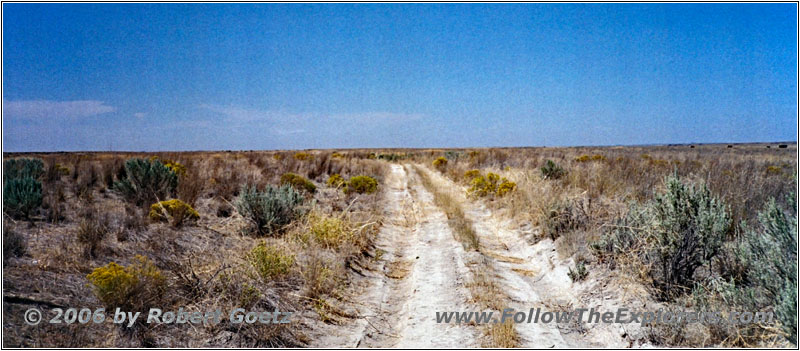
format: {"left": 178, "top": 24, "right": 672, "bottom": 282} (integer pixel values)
{"left": 2, "top": 143, "right": 797, "bottom": 348}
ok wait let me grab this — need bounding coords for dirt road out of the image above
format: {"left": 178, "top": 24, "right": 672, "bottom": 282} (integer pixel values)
{"left": 312, "top": 163, "right": 626, "bottom": 348}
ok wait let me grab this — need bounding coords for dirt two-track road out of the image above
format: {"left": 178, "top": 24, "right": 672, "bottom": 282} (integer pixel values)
{"left": 309, "top": 164, "right": 632, "bottom": 348}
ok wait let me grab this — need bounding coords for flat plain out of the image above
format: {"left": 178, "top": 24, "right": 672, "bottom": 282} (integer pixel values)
{"left": 2, "top": 143, "right": 796, "bottom": 347}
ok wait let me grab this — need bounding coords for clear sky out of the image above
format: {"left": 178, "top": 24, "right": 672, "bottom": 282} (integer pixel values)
{"left": 3, "top": 3, "right": 797, "bottom": 151}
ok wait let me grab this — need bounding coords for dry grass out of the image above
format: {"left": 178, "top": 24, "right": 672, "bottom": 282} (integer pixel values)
{"left": 2, "top": 150, "right": 388, "bottom": 347}
{"left": 412, "top": 164, "right": 479, "bottom": 251}
{"left": 412, "top": 164, "right": 519, "bottom": 347}
{"left": 410, "top": 143, "right": 796, "bottom": 347}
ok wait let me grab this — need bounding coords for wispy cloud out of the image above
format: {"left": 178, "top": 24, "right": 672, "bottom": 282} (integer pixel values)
{"left": 198, "top": 104, "right": 295, "bottom": 123}
{"left": 3, "top": 100, "right": 115, "bottom": 119}
{"left": 273, "top": 128, "right": 306, "bottom": 135}
{"left": 330, "top": 112, "right": 424, "bottom": 122}
{"left": 200, "top": 104, "right": 423, "bottom": 125}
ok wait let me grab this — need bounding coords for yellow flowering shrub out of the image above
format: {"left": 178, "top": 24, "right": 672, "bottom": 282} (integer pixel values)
{"left": 496, "top": 178, "right": 517, "bottom": 197}
{"left": 432, "top": 157, "right": 448, "bottom": 171}
{"left": 148, "top": 199, "right": 200, "bottom": 222}
{"left": 281, "top": 173, "right": 316, "bottom": 193}
{"left": 326, "top": 174, "right": 346, "bottom": 188}
{"left": 468, "top": 172, "right": 516, "bottom": 197}
{"left": 163, "top": 160, "right": 186, "bottom": 177}
{"left": 464, "top": 169, "right": 481, "bottom": 180}
{"left": 294, "top": 152, "right": 313, "bottom": 161}
{"left": 345, "top": 175, "right": 378, "bottom": 194}
{"left": 86, "top": 255, "right": 166, "bottom": 309}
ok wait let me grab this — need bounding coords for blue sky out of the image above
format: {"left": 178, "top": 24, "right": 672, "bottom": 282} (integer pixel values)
{"left": 3, "top": 3, "right": 797, "bottom": 151}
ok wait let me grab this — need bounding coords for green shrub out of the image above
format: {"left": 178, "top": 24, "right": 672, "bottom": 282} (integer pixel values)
{"left": 326, "top": 174, "right": 346, "bottom": 188}
{"left": 280, "top": 173, "right": 316, "bottom": 193}
{"left": 235, "top": 184, "right": 307, "bottom": 236}
{"left": 113, "top": 158, "right": 178, "bottom": 206}
{"left": 377, "top": 153, "right": 403, "bottom": 161}
{"left": 540, "top": 160, "right": 565, "bottom": 180}
{"left": 346, "top": 175, "right": 378, "bottom": 194}
{"left": 650, "top": 175, "right": 730, "bottom": 298}
{"left": 86, "top": 256, "right": 166, "bottom": 311}
{"left": 247, "top": 242, "right": 295, "bottom": 280}
{"left": 3, "top": 158, "right": 44, "bottom": 182}
{"left": 594, "top": 174, "right": 730, "bottom": 300}
{"left": 3, "top": 177, "right": 42, "bottom": 218}
{"left": 568, "top": 261, "right": 588, "bottom": 282}
{"left": 719, "top": 196, "right": 797, "bottom": 343}
{"left": 444, "top": 150, "right": 462, "bottom": 160}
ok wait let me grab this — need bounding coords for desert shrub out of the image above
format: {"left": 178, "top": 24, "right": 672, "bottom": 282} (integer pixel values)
{"left": 86, "top": 256, "right": 167, "bottom": 312}
{"left": 44, "top": 161, "right": 70, "bottom": 182}
{"left": 308, "top": 213, "right": 352, "bottom": 249}
{"left": 496, "top": 178, "right": 516, "bottom": 197}
{"left": 575, "top": 155, "right": 592, "bottom": 163}
{"left": 432, "top": 156, "right": 448, "bottom": 172}
{"left": 377, "top": 153, "right": 403, "bottom": 161}
{"left": 73, "top": 165, "right": 98, "bottom": 202}
{"left": 280, "top": 173, "right": 316, "bottom": 194}
{"left": 649, "top": 175, "right": 730, "bottom": 298}
{"left": 468, "top": 175, "right": 493, "bottom": 197}
{"left": 121, "top": 205, "right": 147, "bottom": 238}
{"left": 3, "top": 226, "right": 27, "bottom": 264}
{"left": 444, "top": 150, "right": 462, "bottom": 160}
{"left": 216, "top": 203, "right": 233, "bottom": 218}
{"left": 540, "top": 160, "right": 565, "bottom": 180}
{"left": 575, "top": 154, "right": 606, "bottom": 163}
{"left": 326, "top": 174, "right": 346, "bottom": 188}
{"left": 235, "top": 184, "right": 307, "bottom": 236}
{"left": 464, "top": 169, "right": 481, "bottom": 180}
{"left": 293, "top": 152, "right": 312, "bottom": 161}
{"left": 345, "top": 175, "right": 378, "bottom": 194}
{"left": 113, "top": 158, "right": 178, "bottom": 206}
{"left": 468, "top": 172, "right": 500, "bottom": 197}
{"left": 162, "top": 159, "right": 186, "bottom": 177}
{"left": 148, "top": 199, "right": 199, "bottom": 226}
{"left": 541, "top": 198, "right": 589, "bottom": 240}
{"left": 766, "top": 165, "right": 784, "bottom": 176}
{"left": 177, "top": 167, "right": 204, "bottom": 206}
{"left": 594, "top": 174, "right": 730, "bottom": 300}
{"left": 3, "top": 158, "right": 44, "bottom": 182}
{"left": 300, "top": 253, "right": 336, "bottom": 299}
{"left": 591, "top": 203, "right": 649, "bottom": 261}
{"left": 76, "top": 214, "right": 109, "bottom": 259}
{"left": 705, "top": 196, "right": 797, "bottom": 344}
{"left": 568, "top": 261, "right": 588, "bottom": 282}
{"left": 247, "top": 242, "right": 295, "bottom": 281}
{"left": 3, "top": 177, "right": 43, "bottom": 218}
